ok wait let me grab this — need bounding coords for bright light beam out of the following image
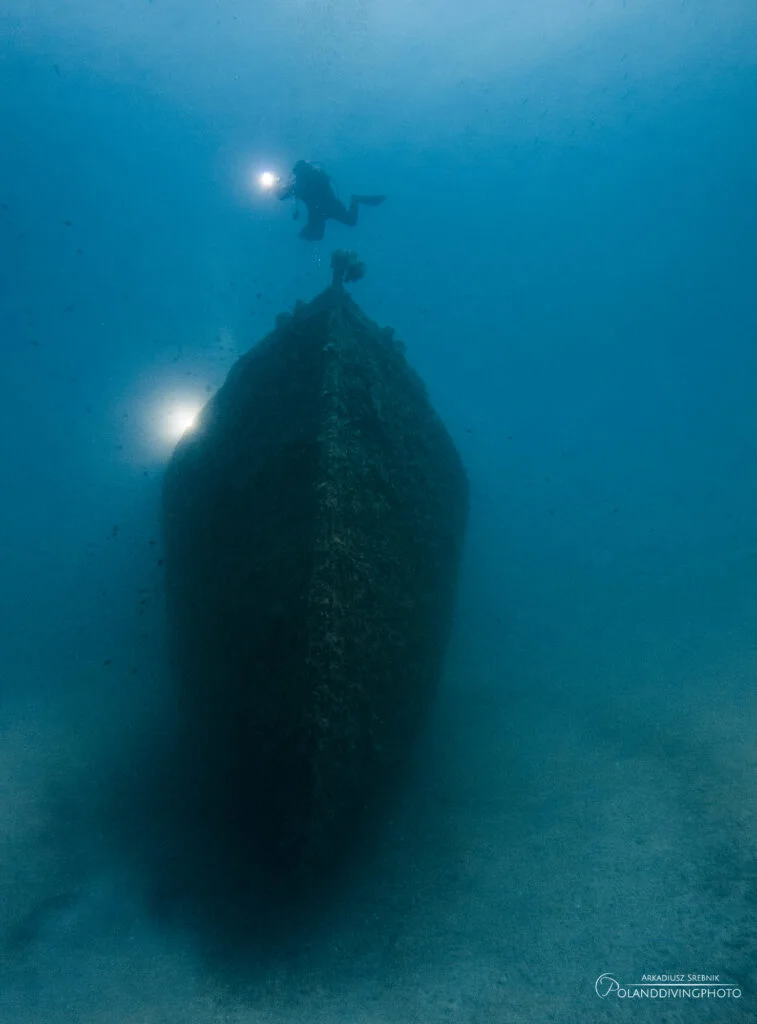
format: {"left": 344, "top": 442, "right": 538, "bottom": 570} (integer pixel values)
{"left": 258, "top": 170, "right": 279, "bottom": 190}
{"left": 163, "top": 401, "right": 202, "bottom": 443}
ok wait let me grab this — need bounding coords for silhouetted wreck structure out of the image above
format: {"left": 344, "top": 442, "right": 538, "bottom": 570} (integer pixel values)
{"left": 163, "top": 252, "right": 468, "bottom": 890}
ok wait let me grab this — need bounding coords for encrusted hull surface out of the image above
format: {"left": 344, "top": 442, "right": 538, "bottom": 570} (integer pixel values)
{"left": 163, "top": 286, "right": 468, "bottom": 884}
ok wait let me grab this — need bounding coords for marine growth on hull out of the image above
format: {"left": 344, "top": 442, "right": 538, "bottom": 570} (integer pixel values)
{"left": 162, "top": 252, "right": 469, "bottom": 893}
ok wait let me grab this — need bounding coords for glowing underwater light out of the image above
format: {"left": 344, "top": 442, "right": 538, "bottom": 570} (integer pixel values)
{"left": 258, "top": 170, "right": 279, "bottom": 190}
{"left": 164, "top": 402, "right": 202, "bottom": 442}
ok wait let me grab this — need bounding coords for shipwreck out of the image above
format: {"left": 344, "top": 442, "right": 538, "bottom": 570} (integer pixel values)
{"left": 162, "top": 251, "right": 468, "bottom": 889}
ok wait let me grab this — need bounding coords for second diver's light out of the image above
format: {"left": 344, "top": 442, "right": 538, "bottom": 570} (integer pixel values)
{"left": 165, "top": 402, "right": 202, "bottom": 442}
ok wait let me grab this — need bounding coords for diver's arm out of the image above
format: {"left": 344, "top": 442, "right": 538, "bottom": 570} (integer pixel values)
{"left": 276, "top": 177, "right": 296, "bottom": 200}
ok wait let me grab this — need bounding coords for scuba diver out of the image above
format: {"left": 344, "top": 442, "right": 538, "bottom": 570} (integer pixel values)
{"left": 275, "top": 160, "right": 386, "bottom": 241}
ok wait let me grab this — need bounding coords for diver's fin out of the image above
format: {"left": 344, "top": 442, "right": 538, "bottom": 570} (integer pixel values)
{"left": 300, "top": 218, "right": 326, "bottom": 241}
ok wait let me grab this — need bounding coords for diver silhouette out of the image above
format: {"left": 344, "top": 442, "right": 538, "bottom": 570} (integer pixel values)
{"left": 276, "top": 160, "right": 386, "bottom": 241}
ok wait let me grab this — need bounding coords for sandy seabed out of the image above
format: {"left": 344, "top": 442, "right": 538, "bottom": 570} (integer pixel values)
{"left": 1, "top": 632, "right": 755, "bottom": 1024}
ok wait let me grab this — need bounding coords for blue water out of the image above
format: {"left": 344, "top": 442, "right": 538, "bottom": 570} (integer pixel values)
{"left": 1, "top": 2, "right": 756, "bottom": 1020}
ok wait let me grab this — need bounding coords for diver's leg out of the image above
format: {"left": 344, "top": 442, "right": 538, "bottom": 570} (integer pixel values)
{"left": 327, "top": 195, "right": 387, "bottom": 229}
{"left": 352, "top": 194, "right": 386, "bottom": 206}
{"left": 328, "top": 198, "right": 359, "bottom": 227}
